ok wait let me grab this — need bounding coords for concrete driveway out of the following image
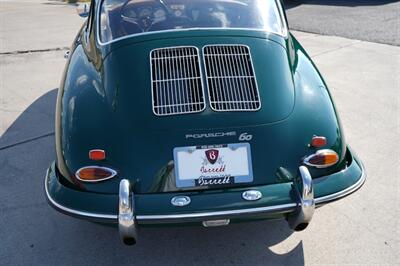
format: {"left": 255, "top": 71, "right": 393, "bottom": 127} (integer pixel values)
{"left": 0, "top": 1, "right": 399, "bottom": 265}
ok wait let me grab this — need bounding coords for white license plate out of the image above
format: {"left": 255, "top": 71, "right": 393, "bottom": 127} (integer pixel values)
{"left": 173, "top": 143, "right": 253, "bottom": 188}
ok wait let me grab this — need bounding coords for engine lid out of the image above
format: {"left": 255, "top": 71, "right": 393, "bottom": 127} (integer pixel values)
{"left": 102, "top": 35, "right": 295, "bottom": 131}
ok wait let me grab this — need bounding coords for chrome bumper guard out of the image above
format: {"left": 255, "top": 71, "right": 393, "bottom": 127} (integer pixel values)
{"left": 118, "top": 179, "right": 138, "bottom": 245}
{"left": 116, "top": 166, "right": 315, "bottom": 244}
{"left": 288, "top": 166, "right": 315, "bottom": 231}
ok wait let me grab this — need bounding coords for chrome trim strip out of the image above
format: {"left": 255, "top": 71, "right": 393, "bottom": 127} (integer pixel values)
{"left": 44, "top": 168, "right": 118, "bottom": 220}
{"left": 97, "top": 28, "right": 287, "bottom": 47}
{"left": 136, "top": 203, "right": 297, "bottom": 221}
{"left": 95, "top": 0, "right": 289, "bottom": 46}
{"left": 315, "top": 160, "right": 366, "bottom": 205}
{"left": 45, "top": 159, "right": 366, "bottom": 222}
{"left": 275, "top": 0, "right": 289, "bottom": 37}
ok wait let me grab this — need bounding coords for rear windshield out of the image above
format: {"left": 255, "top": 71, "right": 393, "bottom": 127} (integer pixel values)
{"left": 99, "top": 0, "right": 287, "bottom": 43}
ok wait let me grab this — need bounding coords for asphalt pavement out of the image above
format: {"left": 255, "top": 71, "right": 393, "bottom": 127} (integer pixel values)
{"left": 0, "top": 1, "right": 399, "bottom": 265}
{"left": 284, "top": 0, "right": 400, "bottom": 46}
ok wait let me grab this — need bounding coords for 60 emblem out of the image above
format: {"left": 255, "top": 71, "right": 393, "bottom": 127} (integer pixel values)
{"left": 239, "top": 133, "right": 253, "bottom": 141}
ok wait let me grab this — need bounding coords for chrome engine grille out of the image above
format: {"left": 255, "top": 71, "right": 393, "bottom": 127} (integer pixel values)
{"left": 150, "top": 46, "right": 205, "bottom": 116}
{"left": 203, "top": 45, "right": 261, "bottom": 111}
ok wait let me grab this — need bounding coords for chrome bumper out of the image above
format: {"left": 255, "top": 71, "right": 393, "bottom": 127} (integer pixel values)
{"left": 115, "top": 163, "right": 366, "bottom": 243}
{"left": 45, "top": 159, "right": 366, "bottom": 245}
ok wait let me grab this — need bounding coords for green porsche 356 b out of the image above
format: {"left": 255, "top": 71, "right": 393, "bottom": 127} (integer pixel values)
{"left": 45, "top": 0, "right": 366, "bottom": 245}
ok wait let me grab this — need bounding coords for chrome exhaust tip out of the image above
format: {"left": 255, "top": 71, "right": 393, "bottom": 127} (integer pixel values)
{"left": 119, "top": 179, "right": 138, "bottom": 245}
{"left": 288, "top": 166, "right": 315, "bottom": 231}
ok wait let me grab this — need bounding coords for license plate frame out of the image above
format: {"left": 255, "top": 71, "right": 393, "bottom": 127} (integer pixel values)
{"left": 173, "top": 143, "right": 253, "bottom": 188}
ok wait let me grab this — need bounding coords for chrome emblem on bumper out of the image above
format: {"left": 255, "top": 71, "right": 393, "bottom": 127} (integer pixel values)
{"left": 171, "top": 196, "right": 191, "bottom": 207}
{"left": 242, "top": 190, "right": 262, "bottom": 201}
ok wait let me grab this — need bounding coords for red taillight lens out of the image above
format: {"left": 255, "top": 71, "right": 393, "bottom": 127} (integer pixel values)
{"left": 304, "top": 149, "right": 339, "bottom": 168}
{"left": 76, "top": 166, "right": 117, "bottom": 182}
{"left": 311, "top": 136, "right": 327, "bottom": 148}
{"left": 89, "top": 149, "right": 106, "bottom": 161}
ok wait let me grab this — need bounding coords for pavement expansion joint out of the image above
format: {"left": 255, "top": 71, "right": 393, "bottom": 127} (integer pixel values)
{"left": 0, "top": 132, "right": 55, "bottom": 151}
{"left": 0, "top": 47, "right": 69, "bottom": 55}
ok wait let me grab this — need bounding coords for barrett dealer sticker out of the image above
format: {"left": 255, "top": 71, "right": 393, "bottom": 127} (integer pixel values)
{"left": 173, "top": 143, "right": 253, "bottom": 188}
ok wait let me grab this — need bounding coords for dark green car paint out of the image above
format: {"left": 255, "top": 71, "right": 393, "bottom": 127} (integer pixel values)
{"left": 49, "top": 2, "right": 362, "bottom": 222}
{"left": 56, "top": 29, "right": 345, "bottom": 194}
{"left": 46, "top": 148, "right": 363, "bottom": 224}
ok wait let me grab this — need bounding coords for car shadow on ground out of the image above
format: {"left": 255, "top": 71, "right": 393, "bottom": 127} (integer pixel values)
{"left": 0, "top": 90, "right": 305, "bottom": 265}
{"left": 284, "top": 0, "right": 398, "bottom": 9}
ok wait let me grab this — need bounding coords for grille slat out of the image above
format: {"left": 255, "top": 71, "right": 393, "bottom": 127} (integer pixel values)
{"left": 151, "top": 47, "right": 205, "bottom": 116}
{"left": 203, "top": 45, "right": 261, "bottom": 111}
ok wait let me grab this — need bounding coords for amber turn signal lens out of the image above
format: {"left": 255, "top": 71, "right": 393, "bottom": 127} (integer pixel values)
{"left": 76, "top": 166, "right": 117, "bottom": 182}
{"left": 304, "top": 149, "right": 339, "bottom": 168}
{"left": 311, "top": 136, "right": 327, "bottom": 148}
{"left": 89, "top": 149, "right": 106, "bottom": 161}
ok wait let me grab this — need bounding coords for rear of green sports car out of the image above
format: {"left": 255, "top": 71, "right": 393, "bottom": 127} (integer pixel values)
{"left": 45, "top": 0, "right": 365, "bottom": 245}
